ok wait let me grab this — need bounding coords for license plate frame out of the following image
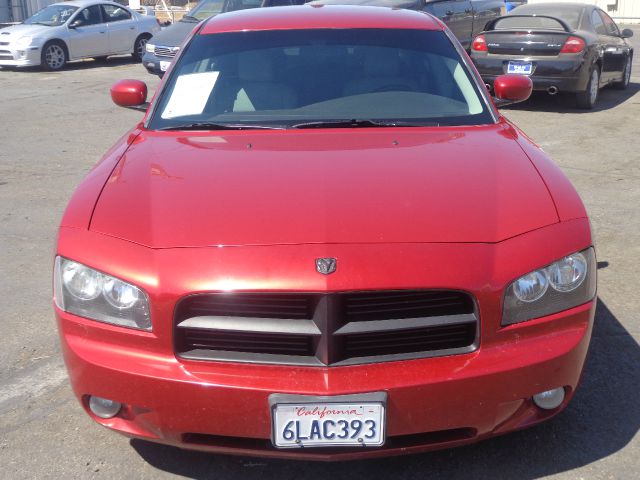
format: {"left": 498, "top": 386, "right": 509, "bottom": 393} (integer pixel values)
{"left": 507, "top": 61, "right": 533, "bottom": 75}
{"left": 159, "top": 60, "right": 170, "bottom": 72}
{"left": 269, "top": 392, "right": 387, "bottom": 449}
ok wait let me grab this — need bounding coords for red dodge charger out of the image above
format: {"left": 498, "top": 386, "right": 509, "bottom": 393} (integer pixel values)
{"left": 53, "top": 5, "right": 596, "bottom": 460}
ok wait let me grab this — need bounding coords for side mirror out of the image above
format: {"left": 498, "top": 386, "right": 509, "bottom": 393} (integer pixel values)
{"left": 493, "top": 74, "right": 533, "bottom": 107}
{"left": 68, "top": 19, "right": 82, "bottom": 29}
{"left": 621, "top": 28, "right": 634, "bottom": 39}
{"left": 110, "top": 79, "right": 149, "bottom": 111}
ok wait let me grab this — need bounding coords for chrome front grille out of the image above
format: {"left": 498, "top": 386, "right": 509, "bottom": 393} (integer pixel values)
{"left": 154, "top": 46, "right": 179, "bottom": 58}
{"left": 174, "top": 290, "right": 478, "bottom": 366}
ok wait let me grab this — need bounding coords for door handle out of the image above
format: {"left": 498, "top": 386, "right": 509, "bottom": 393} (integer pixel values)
{"left": 129, "top": 26, "right": 135, "bottom": 30}
{"left": 100, "top": 31, "right": 106, "bottom": 34}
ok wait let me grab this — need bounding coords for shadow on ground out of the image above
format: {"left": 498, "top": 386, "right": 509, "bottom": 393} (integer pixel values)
{"left": 0, "top": 55, "right": 140, "bottom": 73}
{"left": 131, "top": 298, "right": 638, "bottom": 479}
{"left": 503, "top": 82, "right": 640, "bottom": 113}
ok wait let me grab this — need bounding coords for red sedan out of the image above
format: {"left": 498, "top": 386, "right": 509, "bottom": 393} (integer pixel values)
{"left": 54, "top": 5, "right": 596, "bottom": 460}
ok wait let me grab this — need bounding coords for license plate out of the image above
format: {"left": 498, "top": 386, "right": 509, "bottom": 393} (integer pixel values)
{"left": 507, "top": 61, "right": 532, "bottom": 75}
{"left": 159, "top": 60, "right": 170, "bottom": 72}
{"left": 272, "top": 396, "right": 385, "bottom": 448}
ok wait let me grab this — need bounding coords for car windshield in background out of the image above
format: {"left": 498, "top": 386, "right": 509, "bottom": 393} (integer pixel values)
{"left": 24, "top": 5, "right": 78, "bottom": 26}
{"left": 149, "top": 29, "right": 492, "bottom": 130}
{"left": 188, "top": 0, "right": 225, "bottom": 20}
{"left": 511, "top": 6, "right": 582, "bottom": 30}
{"left": 493, "top": 16, "right": 568, "bottom": 31}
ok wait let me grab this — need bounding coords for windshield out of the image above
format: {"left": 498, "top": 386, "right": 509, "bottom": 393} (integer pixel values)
{"left": 24, "top": 5, "right": 78, "bottom": 26}
{"left": 148, "top": 29, "right": 492, "bottom": 130}
{"left": 511, "top": 5, "right": 583, "bottom": 30}
{"left": 494, "top": 16, "right": 568, "bottom": 31}
{"left": 187, "top": 0, "right": 225, "bottom": 21}
{"left": 186, "top": 0, "right": 262, "bottom": 20}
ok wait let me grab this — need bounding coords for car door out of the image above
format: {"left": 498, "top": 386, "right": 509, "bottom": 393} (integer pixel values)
{"left": 597, "top": 8, "right": 629, "bottom": 81}
{"left": 588, "top": 8, "right": 615, "bottom": 83}
{"left": 102, "top": 4, "right": 138, "bottom": 54}
{"left": 66, "top": 5, "right": 108, "bottom": 58}
{"left": 424, "top": 1, "right": 474, "bottom": 50}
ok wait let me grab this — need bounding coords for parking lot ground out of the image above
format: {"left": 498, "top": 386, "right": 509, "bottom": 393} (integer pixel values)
{"left": 0, "top": 27, "right": 639, "bottom": 479}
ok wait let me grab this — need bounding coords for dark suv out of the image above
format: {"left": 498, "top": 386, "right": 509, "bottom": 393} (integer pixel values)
{"left": 142, "top": 0, "right": 304, "bottom": 76}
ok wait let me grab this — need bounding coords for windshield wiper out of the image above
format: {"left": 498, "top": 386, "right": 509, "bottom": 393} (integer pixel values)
{"left": 180, "top": 15, "right": 200, "bottom": 22}
{"left": 291, "top": 119, "right": 438, "bottom": 129}
{"left": 158, "top": 122, "right": 286, "bottom": 131}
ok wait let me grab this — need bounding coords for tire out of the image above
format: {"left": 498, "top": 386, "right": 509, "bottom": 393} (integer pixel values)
{"left": 133, "top": 34, "right": 151, "bottom": 62}
{"left": 613, "top": 55, "right": 632, "bottom": 90}
{"left": 41, "top": 41, "right": 67, "bottom": 71}
{"left": 576, "top": 67, "right": 600, "bottom": 109}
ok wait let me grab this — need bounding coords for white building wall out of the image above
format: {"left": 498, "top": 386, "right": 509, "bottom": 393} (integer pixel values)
{"left": 526, "top": 0, "right": 640, "bottom": 24}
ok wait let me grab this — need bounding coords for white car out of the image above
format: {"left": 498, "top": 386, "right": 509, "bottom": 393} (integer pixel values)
{"left": 0, "top": 0, "right": 160, "bottom": 71}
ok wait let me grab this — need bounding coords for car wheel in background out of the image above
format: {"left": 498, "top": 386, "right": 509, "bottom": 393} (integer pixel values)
{"left": 613, "top": 55, "right": 632, "bottom": 90}
{"left": 576, "top": 67, "right": 600, "bottom": 109}
{"left": 133, "top": 35, "right": 151, "bottom": 62}
{"left": 41, "top": 41, "right": 67, "bottom": 71}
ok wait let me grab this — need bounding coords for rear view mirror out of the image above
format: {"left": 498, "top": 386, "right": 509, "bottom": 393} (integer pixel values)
{"left": 621, "top": 29, "right": 634, "bottom": 39}
{"left": 492, "top": 74, "right": 533, "bottom": 107}
{"left": 110, "top": 79, "right": 149, "bottom": 112}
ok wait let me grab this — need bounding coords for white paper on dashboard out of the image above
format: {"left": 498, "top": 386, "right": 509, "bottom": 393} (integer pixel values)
{"left": 161, "top": 71, "right": 220, "bottom": 119}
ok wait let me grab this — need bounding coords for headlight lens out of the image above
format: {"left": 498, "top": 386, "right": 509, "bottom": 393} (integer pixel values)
{"left": 145, "top": 42, "right": 155, "bottom": 53}
{"left": 512, "top": 270, "right": 548, "bottom": 302}
{"left": 502, "top": 248, "right": 596, "bottom": 325}
{"left": 54, "top": 257, "right": 152, "bottom": 331}
{"left": 546, "top": 252, "right": 587, "bottom": 292}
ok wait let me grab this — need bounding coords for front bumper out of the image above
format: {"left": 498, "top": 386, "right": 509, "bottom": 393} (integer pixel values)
{"left": 55, "top": 218, "right": 595, "bottom": 460}
{"left": 473, "top": 54, "right": 590, "bottom": 93}
{"left": 141, "top": 51, "right": 174, "bottom": 76}
{"left": 0, "top": 46, "right": 41, "bottom": 67}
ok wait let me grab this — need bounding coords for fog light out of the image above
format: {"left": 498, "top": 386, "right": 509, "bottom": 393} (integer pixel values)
{"left": 532, "top": 387, "right": 565, "bottom": 410}
{"left": 89, "top": 396, "right": 121, "bottom": 419}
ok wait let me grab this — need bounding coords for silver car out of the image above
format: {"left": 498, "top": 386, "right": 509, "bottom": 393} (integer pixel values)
{"left": 0, "top": 0, "right": 160, "bottom": 71}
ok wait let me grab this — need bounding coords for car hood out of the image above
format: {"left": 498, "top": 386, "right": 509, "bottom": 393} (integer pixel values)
{"left": 0, "top": 23, "right": 54, "bottom": 40}
{"left": 148, "top": 20, "right": 198, "bottom": 47}
{"left": 90, "top": 124, "right": 559, "bottom": 248}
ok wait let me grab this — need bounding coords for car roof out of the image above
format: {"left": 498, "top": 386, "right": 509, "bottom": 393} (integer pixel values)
{"left": 199, "top": 5, "right": 444, "bottom": 35}
{"left": 52, "top": 0, "right": 126, "bottom": 8}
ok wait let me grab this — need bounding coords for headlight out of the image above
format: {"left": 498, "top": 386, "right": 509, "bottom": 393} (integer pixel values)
{"left": 54, "top": 257, "right": 152, "bottom": 331}
{"left": 15, "top": 36, "right": 33, "bottom": 47}
{"left": 145, "top": 42, "right": 155, "bottom": 53}
{"left": 502, "top": 248, "right": 596, "bottom": 325}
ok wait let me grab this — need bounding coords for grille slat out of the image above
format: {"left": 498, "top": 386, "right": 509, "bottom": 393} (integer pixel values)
{"left": 175, "top": 291, "right": 477, "bottom": 366}
{"left": 154, "top": 46, "right": 179, "bottom": 58}
{"left": 182, "top": 329, "right": 313, "bottom": 355}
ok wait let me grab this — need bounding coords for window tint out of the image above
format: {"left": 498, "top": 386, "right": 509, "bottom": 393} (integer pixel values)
{"left": 75, "top": 5, "right": 103, "bottom": 26}
{"left": 493, "top": 16, "right": 567, "bottom": 31}
{"left": 24, "top": 5, "right": 78, "bottom": 26}
{"left": 511, "top": 5, "right": 582, "bottom": 30}
{"left": 149, "top": 29, "right": 492, "bottom": 130}
{"left": 189, "top": 0, "right": 224, "bottom": 20}
{"left": 591, "top": 9, "right": 606, "bottom": 35}
{"left": 102, "top": 4, "right": 132, "bottom": 22}
{"left": 598, "top": 10, "right": 620, "bottom": 36}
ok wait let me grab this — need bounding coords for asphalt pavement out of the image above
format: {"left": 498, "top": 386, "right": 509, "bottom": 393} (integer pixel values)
{"left": 0, "top": 26, "right": 638, "bottom": 480}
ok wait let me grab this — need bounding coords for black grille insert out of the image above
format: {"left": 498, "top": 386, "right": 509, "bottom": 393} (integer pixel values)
{"left": 175, "top": 290, "right": 478, "bottom": 366}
